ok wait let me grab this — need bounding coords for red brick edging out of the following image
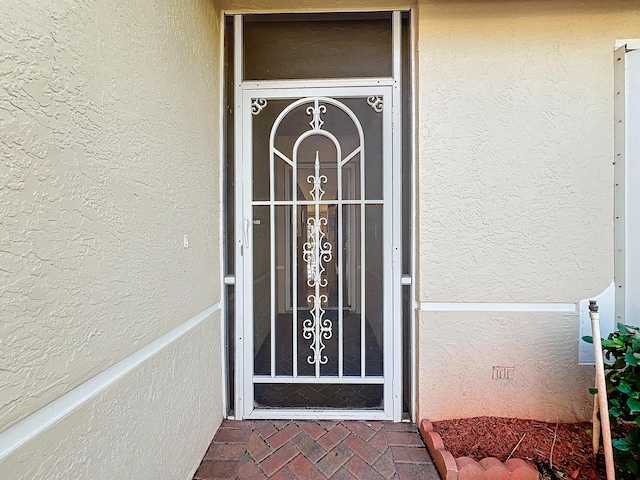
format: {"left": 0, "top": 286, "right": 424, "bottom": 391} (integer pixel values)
{"left": 419, "top": 420, "right": 540, "bottom": 480}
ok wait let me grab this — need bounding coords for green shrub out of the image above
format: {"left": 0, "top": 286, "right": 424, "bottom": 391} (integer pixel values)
{"left": 584, "top": 323, "right": 640, "bottom": 478}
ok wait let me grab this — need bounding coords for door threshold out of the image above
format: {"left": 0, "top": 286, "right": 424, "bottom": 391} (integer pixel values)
{"left": 244, "top": 408, "right": 393, "bottom": 421}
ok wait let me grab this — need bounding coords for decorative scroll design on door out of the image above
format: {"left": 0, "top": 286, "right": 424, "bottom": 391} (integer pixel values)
{"left": 302, "top": 151, "right": 333, "bottom": 366}
{"left": 367, "top": 96, "right": 383, "bottom": 113}
{"left": 307, "top": 103, "right": 327, "bottom": 130}
{"left": 251, "top": 98, "right": 268, "bottom": 115}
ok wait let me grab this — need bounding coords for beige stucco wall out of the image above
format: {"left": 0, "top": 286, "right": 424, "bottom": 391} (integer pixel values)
{"left": 418, "top": 311, "right": 594, "bottom": 421}
{"left": 1, "top": 0, "right": 223, "bottom": 477}
{"left": 416, "top": 0, "right": 640, "bottom": 421}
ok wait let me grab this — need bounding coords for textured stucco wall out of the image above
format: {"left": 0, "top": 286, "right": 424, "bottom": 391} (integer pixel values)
{"left": 418, "top": 311, "right": 594, "bottom": 422}
{"left": 417, "top": 0, "right": 639, "bottom": 302}
{"left": 0, "top": 0, "right": 223, "bottom": 477}
{"left": 1, "top": 0, "right": 221, "bottom": 431}
{"left": 416, "top": 0, "right": 640, "bottom": 421}
{"left": 1, "top": 312, "right": 222, "bottom": 480}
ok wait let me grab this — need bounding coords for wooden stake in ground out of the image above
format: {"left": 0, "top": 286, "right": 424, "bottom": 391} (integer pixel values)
{"left": 590, "top": 300, "right": 616, "bottom": 480}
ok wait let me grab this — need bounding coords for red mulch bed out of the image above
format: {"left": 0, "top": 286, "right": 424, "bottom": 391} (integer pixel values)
{"left": 433, "top": 417, "right": 607, "bottom": 479}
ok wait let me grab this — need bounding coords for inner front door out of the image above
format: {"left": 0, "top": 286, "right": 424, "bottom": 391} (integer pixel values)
{"left": 236, "top": 86, "right": 400, "bottom": 420}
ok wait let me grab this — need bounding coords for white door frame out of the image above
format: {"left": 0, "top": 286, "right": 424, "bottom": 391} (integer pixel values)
{"left": 232, "top": 12, "right": 404, "bottom": 421}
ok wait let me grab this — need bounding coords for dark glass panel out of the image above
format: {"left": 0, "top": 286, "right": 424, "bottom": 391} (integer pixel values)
{"left": 364, "top": 205, "right": 384, "bottom": 376}
{"left": 253, "top": 206, "right": 271, "bottom": 375}
{"left": 254, "top": 383, "right": 383, "bottom": 409}
{"left": 244, "top": 13, "right": 392, "bottom": 80}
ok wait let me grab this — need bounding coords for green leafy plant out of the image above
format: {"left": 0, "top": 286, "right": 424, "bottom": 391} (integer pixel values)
{"left": 584, "top": 323, "right": 640, "bottom": 478}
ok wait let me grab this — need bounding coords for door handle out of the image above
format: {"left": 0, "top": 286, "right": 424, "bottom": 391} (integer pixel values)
{"left": 244, "top": 217, "right": 250, "bottom": 249}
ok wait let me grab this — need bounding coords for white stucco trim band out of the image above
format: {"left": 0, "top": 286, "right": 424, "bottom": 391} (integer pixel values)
{"left": 417, "top": 302, "right": 577, "bottom": 313}
{"left": 0, "top": 303, "right": 222, "bottom": 462}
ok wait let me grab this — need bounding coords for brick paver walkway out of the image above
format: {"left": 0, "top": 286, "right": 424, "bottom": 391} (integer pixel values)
{"left": 194, "top": 419, "right": 441, "bottom": 480}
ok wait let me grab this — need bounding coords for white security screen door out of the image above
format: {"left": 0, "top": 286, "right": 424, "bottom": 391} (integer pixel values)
{"left": 232, "top": 13, "right": 404, "bottom": 421}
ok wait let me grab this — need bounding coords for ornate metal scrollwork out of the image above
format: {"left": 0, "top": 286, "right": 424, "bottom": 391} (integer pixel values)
{"left": 251, "top": 98, "right": 267, "bottom": 115}
{"left": 303, "top": 294, "right": 332, "bottom": 365}
{"left": 306, "top": 102, "right": 327, "bottom": 130}
{"left": 367, "top": 96, "right": 383, "bottom": 113}
{"left": 302, "top": 152, "right": 333, "bottom": 366}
